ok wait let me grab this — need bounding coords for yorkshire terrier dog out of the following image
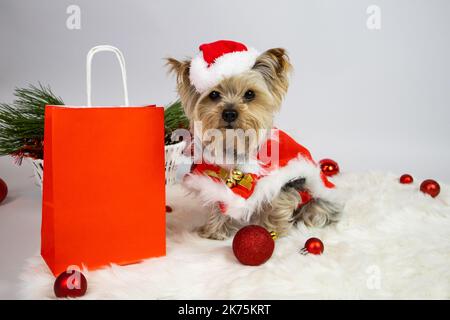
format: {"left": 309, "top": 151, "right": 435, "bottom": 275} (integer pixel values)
{"left": 167, "top": 40, "right": 341, "bottom": 240}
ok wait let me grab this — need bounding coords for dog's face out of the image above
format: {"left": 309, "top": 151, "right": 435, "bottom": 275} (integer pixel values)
{"left": 167, "top": 48, "right": 292, "bottom": 160}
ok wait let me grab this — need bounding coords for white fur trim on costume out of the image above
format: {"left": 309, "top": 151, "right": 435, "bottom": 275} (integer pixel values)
{"left": 183, "top": 174, "right": 246, "bottom": 209}
{"left": 189, "top": 48, "right": 259, "bottom": 93}
{"left": 183, "top": 155, "right": 342, "bottom": 222}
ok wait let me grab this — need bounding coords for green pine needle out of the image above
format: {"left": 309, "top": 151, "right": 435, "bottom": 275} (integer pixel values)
{"left": 164, "top": 100, "right": 189, "bottom": 131}
{"left": 164, "top": 100, "right": 190, "bottom": 145}
{"left": 0, "top": 83, "right": 63, "bottom": 158}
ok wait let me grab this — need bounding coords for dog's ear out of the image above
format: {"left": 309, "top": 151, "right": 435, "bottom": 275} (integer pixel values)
{"left": 252, "top": 48, "right": 292, "bottom": 105}
{"left": 166, "top": 58, "right": 199, "bottom": 119}
{"left": 166, "top": 58, "right": 190, "bottom": 85}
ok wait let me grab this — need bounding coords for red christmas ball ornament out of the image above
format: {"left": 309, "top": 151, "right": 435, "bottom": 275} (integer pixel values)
{"left": 399, "top": 174, "right": 414, "bottom": 184}
{"left": 232, "top": 225, "right": 275, "bottom": 266}
{"left": 54, "top": 269, "right": 88, "bottom": 298}
{"left": 0, "top": 178, "right": 8, "bottom": 204}
{"left": 420, "top": 179, "right": 440, "bottom": 198}
{"left": 300, "top": 237, "right": 324, "bottom": 255}
{"left": 319, "top": 159, "right": 340, "bottom": 177}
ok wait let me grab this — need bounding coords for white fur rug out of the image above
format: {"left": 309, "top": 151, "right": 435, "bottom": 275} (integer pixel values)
{"left": 19, "top": 172, "right": 450, "bottom": 299}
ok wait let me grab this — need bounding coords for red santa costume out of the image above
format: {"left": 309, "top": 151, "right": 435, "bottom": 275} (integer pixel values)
{"left": 183, "top": 40, "right": 339, "bottom": 221}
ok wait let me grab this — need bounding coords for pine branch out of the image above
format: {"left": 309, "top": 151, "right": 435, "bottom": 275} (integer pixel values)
{"left": 164, "top": 100, "right": 189, "bottom": 131}
{"left": 0, "top": 83, "right": 63, "bottom": 160}
{"left": 164, "top": 100, "right": 189, "bottom": 145}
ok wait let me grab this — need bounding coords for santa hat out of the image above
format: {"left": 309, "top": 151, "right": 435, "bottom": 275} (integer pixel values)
{"left": 189, "top": 40, "right": 259, "bottom": 93}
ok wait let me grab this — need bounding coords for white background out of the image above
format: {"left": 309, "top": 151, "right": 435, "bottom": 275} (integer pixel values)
{"left": 0, "top": 0, "right": 449, "bottom": 298}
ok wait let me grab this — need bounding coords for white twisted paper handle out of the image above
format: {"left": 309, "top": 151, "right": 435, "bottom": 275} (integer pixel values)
{"left": 86, "top": 45, "right": 129, "bottom": 107}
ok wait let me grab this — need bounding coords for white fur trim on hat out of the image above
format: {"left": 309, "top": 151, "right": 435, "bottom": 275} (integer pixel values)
{"left": 189, "top": 48, "right": 259, "bottom": 93}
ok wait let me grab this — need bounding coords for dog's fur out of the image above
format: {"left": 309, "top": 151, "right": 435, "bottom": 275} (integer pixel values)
{"left": 167, "top": 48, "right": 340, "bottom": 240}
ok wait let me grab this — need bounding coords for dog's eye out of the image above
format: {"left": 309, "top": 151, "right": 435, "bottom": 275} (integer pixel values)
{"left": 209, "top": 91, "right": 221, "bottom": 101}
{"left": 244, "top": 90, "right": 255, "bottom": 101}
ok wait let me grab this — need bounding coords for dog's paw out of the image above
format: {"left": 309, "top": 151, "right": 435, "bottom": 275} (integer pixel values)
{"left": 297, "top": 198, "right": 342, "bottom": 228}
{"left": 197, "top": 226, "right": 229, "bottom": 240}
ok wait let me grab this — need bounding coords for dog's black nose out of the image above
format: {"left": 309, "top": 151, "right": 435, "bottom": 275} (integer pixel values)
{"left": 222, "top": 109, "right": 238, "bottom": 123}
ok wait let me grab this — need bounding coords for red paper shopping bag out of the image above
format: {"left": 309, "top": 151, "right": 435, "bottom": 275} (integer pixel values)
{"left": 41, "top": 46, "right": 165, "bottom": 276}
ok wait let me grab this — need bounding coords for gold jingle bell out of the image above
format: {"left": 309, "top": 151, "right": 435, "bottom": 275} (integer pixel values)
{"left": 226, "top": 178, "right": 236, "bottom": 188}
{"left": 231, "top": 169, "right": 244, "bottom": 181}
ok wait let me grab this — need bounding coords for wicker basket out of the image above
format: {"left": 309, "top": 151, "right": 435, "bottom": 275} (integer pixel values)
{"left": 29, "top": 140, "right": 186, "bottom": 190}
{"left": 164, "top": 140, "right": 186, "bottom": 185}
